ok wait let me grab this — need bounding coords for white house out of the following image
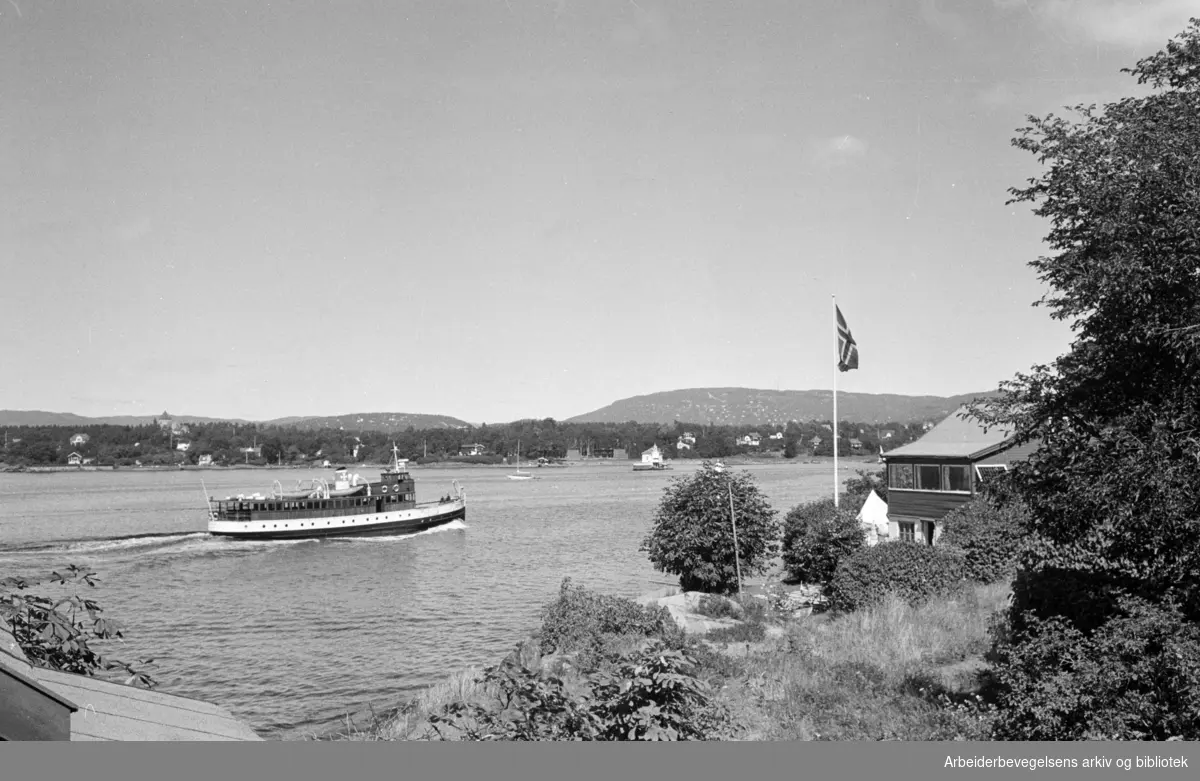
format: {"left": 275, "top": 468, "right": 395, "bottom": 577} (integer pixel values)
{"left": 736, "top": 433, "right": 762, "bottom": 447}
{"left": 769, "top": 432, "right": 784, "bottom": 440}
{"left": 676, "top": 438, "right": 692, "bottom": 451}
{"left": 459, "top": 443, "right": 486, "bottom": 456}
{"left": 176, "top": 442, "right": 191, "bottom": 452}
{"left": 197, "top": 454, "right": 213, "bottom": 467}
{"left": 67, "top": 452, "right": 83, "bottom": 465}
{"left": 69, "top": 433, "right": 89, "bottom": 446}
{"left": 641, "top": 445, "right": 664, "bottom": 466}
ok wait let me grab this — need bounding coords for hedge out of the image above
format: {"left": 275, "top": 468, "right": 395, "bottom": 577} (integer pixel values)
{"left": 827, "top": 541, "right": 967, "bottom": 613}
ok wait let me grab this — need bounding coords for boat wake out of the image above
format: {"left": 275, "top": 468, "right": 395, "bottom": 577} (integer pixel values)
{"left": 327, "top": 519, "right": 468, "bottom": 543}
{"left": 2, "top": 519, "right": 469, "bottom": 573}
{"left": 0, "top": 530, "right": 319, "bottom": 569}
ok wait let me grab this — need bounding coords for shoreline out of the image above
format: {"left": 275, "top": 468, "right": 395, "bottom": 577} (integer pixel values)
{"left": 2, "top": 455, "right": 880, "bottom": 475}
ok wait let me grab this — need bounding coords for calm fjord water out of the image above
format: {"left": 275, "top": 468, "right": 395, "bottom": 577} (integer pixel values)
{"left": 0, "top": 461, "right": 833, "bottom": 739}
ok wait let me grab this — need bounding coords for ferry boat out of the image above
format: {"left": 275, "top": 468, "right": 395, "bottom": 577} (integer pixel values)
{"left": 206, "top": 446, "right": 466, "bottom": 540}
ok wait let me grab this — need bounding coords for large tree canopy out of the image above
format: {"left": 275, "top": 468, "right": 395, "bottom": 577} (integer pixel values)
{"left": 969, "top": 19, "right": 1200, "bottom": 740}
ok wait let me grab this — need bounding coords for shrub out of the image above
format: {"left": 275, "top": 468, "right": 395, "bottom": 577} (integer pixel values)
{"left": 827, "top": 542, "right": 966, "bottom": 613}
{"left": 640, "top": 462, "right": 781, "bottom": 595}
{"left": 937, "top": 496, "right": 1027, "bottom": 584}
{"left": 781, "top": 498, "right": 865, "bottom": 584}
{"left": 706, "top": 621, "right": 767, "bottom": 644}
{"left": 0, "top": 565, "right": 157, "bottom": 688}
{"left": 537, "top": 578, "right": 683, "bottom": 664}
{"left": 989, "top": 597, "right": 1200, "bottom": 740}
{"left": 427, "top": 640, "right": 732, "bottom": 741}
{"left": 695, "top": 594, "right": 740, "bottom": 620}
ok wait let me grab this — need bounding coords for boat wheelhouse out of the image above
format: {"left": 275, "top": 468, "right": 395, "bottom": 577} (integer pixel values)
{"left": 206, "top": 446, "right": 466, "bottom": 540}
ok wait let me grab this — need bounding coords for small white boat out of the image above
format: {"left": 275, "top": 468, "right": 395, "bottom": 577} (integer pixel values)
{"left": 507, "top": 439, "right": 535, "bottom": 480}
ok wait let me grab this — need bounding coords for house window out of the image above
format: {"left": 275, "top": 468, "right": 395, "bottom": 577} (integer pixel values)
{"left": 915, "top": 465, "right": 942, "bottom": 490}
{"left": 889, "top": 464, "right": 914, "bottom": 489}
{"left": 944, "top": 465, "right": 970, "bottom": 492}
{"left": 899, "top": 522, "right": 915, "bottom": 542}
{"left": 975, "top": 464, "right": 1008, "bottom": 487}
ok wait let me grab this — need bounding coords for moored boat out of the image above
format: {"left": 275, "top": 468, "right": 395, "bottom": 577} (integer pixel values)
{"left": 206, "top": 446, "right": 466, "bottom": 540}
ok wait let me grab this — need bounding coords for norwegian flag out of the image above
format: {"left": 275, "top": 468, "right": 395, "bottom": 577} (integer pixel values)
{"left": 836, "top": 305, "right": 859, "bottom": 372}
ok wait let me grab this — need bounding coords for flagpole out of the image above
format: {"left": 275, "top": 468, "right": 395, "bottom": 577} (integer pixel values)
{"left": 833, "top": 294, "right": 839, "bottom": 508}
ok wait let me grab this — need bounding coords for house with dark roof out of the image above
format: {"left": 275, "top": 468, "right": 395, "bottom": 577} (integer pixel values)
{"left": 881, "top": 407, "right": 1037, "bottom": 546}
{"left": 0, "top": 617, "right": 261, "bottom": 741}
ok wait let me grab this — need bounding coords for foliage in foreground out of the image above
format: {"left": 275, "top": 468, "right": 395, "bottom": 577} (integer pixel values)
{"left": 425, "top": 640, "right": 734, "bottom": 741}
{"left": 640, "top": 462, "right": 781, "bottom": 594}
{"left": 965, "top": 19, "right": 1200, "bottom": 740}
{"left": 537, "top": 577, "right": 685, "bottom": 669}
{"left": 0, "top": 565, "right": 157, "bottom": 688}
{"left": 743, "top": 585, "right": 1010, "bottom": 741}
{"left": 937, "top": 496, "right": 1027, "bottom": 584}
{"left": 780, "top": 497, "right": 866, "bottom": 585}
{"left": 347, "top": 581, "right": 1010, "bottom": 742}
{"left": 987, "top": 597, "right": 1200, "bottom": 740}
{"left": 827, "top": 541, "right": 967, "bottom": 614}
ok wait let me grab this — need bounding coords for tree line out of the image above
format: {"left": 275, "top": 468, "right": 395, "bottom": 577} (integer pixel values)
{"left": 0, "top": 417, "right": 927, "bottom": 467}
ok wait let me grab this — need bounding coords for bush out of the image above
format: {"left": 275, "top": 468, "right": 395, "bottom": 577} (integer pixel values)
{"left": 537, "top": 578, "right": 683, "bottom": 665}
{"left": 938, "top": 497, "right": 1027, "bottom": 584}
{"left": 989, "top": 597, "right": 1200, "bottom": 740}
{"left": 695, "top": 594, "right": 741, "bottom": 620}
{"left": 0, "top": 565, "right": 157, "bottom": 688}
{"left": 828, "top": 542, "right": 966, "bottom": 613}
{"left": 427, "top": 640, "right": 733, "bottom": 741}
{"left": 781, "top": 498, "right": 865, "bottom": 584}
{"left": 640, "top": 462, "right": 781, "bottom": 595}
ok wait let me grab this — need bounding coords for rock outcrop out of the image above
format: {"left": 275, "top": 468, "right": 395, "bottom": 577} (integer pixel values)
{"left": 635, "top": 590, "right": 745, "bottom": 635}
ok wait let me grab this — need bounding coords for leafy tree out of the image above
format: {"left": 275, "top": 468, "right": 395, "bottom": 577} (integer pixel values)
{"left": 968, "top": 20, "right": 1200, "bottom": 740}
{"left": 640, "top": 461, "right": 781, "bottom": 594}
{"left": 0, "top": 566, "right": 157, "bottom": 688}
{"left": 780, "top": 498, "right": 865, "bottom": 584}
{"left": 841, "top": 467, "right": 888, "bottom": 506}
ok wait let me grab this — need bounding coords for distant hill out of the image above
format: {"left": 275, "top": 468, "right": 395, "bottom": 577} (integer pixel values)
{"left": 0, "top": 410, "right": 249, "bottom": 427}
{"left": 565, "top": 388, "right": 999, "bottom": 426}
{"left": 259, "top": 412, "right": 470, "bottom": 431}
{"left": 0, "top": 410, "right": 471, "bottom": 431}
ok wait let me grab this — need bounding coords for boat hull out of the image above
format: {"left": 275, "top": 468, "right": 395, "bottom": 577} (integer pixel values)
{"left": 208, "top": 501, "right": 465, "bottom": 540}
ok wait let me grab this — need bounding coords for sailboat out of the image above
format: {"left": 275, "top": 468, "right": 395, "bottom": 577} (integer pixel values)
{"left": 507, "top": 439, "right": 535, "bottom": 480}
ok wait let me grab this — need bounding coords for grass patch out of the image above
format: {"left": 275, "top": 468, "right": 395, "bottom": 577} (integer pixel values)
{"left": 746, "top": 582, "right": 1009, "bottom": 740}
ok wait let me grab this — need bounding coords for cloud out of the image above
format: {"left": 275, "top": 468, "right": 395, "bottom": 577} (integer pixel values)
{"left": 1005, "top": 0, "right": 1196, "bottom": 48}
{"left": 807, "top": 135, "right": 870, "bottom": 168}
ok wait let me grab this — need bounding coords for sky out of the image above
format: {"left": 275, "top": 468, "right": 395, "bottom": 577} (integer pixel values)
{"left": 2, "top": 1, "right": 1195, "bottom": 424}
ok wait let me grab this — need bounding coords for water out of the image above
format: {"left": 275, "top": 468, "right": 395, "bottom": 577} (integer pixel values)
{"left": 0, "top": 461, "right": 835, "bottom": 739}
